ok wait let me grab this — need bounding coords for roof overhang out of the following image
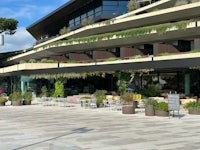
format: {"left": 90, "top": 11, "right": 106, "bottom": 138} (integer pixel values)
{"left": 26, "top": 0, "right": 93, "bottom": 39}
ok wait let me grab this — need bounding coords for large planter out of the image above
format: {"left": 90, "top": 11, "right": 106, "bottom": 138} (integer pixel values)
{"left": 155, "top": 110, "right": 169, "bottom": 117}
{"left": 12, "top": 101, "right": 21, "bottom": 106}
{"left": 97, "top": 103, "right": 104, "bottom": 108}
{"left": 188, "top": 109, "right": 200, "bottom": 115}
{"left": 145, "top": 105, "right": 155, "bottom": 116}
{"left": 23, "top": 100, "right": 31, "bottom": 105}
{"left": 122, "top": 105, "right": 135, "bottom": 114}
{"left": 0, "top": 102, "right": 5, "bottom": 106}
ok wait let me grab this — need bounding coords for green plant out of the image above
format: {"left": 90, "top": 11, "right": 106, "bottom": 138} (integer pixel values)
{"left": 184, "top": 101, "right": 200, "bottom": 110}
{"left": 105, "top": 57, "right": 118, "bottom": 62}
{"left": 53, "top": 79, "right": 64, "bottom": 97}
{"left": 29, "top": 59, "right": 37, "bottom": 63}
{"left": 122, "top": 92, "right": 134, "bottom": 105}
{"left": 94, "top": 90, "right": 107, "bottom": 104}
{"left": 154, "top": 102, "right": 168, "bottom": 111}
{"left": 130, "top": 55, "right": 142, "bottom": 59}
{"left": 19, "top": 60, "right": 26, "bottom": 64}
{"left": 142, "top": 83, "right": 162, "bottom": 97}
{"left": 156, "top": 52, "right": 172, "bottom": 56}
{"left": 191, "top": 49, "right": 200, "bottom": 53}
{"left": 0, "top": 97, "right": 8, "bottom": 103}
{"left": 23, "top": 92, "right": 32, "bottom": 101}
{"left": 59, "top": 26, "right": 70, "bottom": 35}
{"left": 41, "top": 86, "right": 48, "bottom": 97}
{"left": 143, "top": 98, "right": 158, "bottom": 106}
{"left": 9, "top": 91, "right": 22, "bottom": 101}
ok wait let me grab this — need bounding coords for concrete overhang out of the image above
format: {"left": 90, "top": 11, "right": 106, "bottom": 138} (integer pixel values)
{"left": 2, "top": 52, "right": 200, "bottom": 77}
{"left": 34, "top": 2, "right": 200, "bottom": 49}
{"left": 6, "top": 22, "right": 200, "bottom": 65}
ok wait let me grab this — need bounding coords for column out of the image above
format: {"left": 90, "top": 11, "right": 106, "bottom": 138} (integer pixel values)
{"left": 194, "top": 38, "right": 200, "bottom": 50}
{"left": 184, "top": 74, "right": 190, "bottom": 96}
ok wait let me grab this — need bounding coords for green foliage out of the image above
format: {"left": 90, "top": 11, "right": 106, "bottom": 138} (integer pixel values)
{"left": 105, "top": 57, "right": 118, "bottom": 62}
{"left": 130, "top": 55, "right": 142, "bottom": 59}
{"left": 154, "top": 102, "right": 168, "bottom": 111}
{"left": 94, "top": 90, "right": 107, "bottom": 104}
{"left": 127, "top": 0, "right": 136, "bottom": 12}
{"left": 9, "top": 91, "right": 22, "bottom": 101}
{"left": 156, "top": 52, "right": 172, "bottom": 56}
{"left": 184, "top": 101, "right": 200, "bottom": 110}
{"left": 122, "top": 92, "right": 134, "bottom": 104}
{"left": 53, "top": 79, "right": 64, "bottom": 98}
{"left": 59, "top": 26, "right": 71, "bottom": 35}
{"left": 41, "top": 86, "right": 48, "bottom": 97}
{"left": 23, "top": 92, "right": 32, "bottom": 101}
{"left": 19, "top": 60, "right": 27, "bottom": 64}
{"left": 142, "top": 83, "right": 162, "bottom": 97}
{"left": 29, "top": 59, "right": 37, "bottom": 63}
{"left": 118, "top": 80, "right": 127, "bottom": 95}
{"left": 0, "top": 97, "right": 8, "bottom": 103}
{"left": 191, "top": 49, "right": 200, "bottom": 53}
{"left": 143, "top": 98, "right": 158, "bottom": 106}
{"left": 0, "top": 17, "right": 18, "bottom": 34}
{"left": 81, "top": 18, "right": 94, "bottom": 26}
{"left": 40, "top": 58, "right": 58, "bottom": 63}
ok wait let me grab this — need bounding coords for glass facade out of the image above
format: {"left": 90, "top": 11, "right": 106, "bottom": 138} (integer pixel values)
{"left": 103, "top": 0, "right": 129, "bottom": 15}
{"left": 68, "top": 0, "right": 129, "bottom": 30}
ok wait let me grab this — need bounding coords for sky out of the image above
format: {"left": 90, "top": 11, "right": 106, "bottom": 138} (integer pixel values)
{"left": 0, "top": 0, "right": 69, "bottom": 52}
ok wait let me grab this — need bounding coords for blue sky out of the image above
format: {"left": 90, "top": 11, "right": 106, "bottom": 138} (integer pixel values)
{"left": 0, "top": 0, "right": 68, "bottom": 52}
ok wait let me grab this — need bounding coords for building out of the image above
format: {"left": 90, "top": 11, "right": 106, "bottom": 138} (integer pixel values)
{"left": 0, "top": 0, "right": 200, "bottom": 97}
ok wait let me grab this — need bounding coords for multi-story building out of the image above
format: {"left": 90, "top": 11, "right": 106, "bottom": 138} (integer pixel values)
{"left": 0, "top": 0, "right": 200, "bottom": 97}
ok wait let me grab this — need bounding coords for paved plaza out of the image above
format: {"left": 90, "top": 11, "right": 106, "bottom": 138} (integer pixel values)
{"left": 0, "top": 104, "right": 200, "bottom": 150}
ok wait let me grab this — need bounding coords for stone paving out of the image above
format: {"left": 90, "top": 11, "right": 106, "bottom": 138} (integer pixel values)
{"left": 0, "top": 104, "right": 200, "bottom": 150}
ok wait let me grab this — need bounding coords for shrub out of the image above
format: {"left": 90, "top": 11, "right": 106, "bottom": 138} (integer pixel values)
{"left": 23, "top": 92, "right": 32, "bottom": 101}
{"left": 9, "top": 91, "right": 22, "bottom": 101}
{"left": 94, "top": 90, "right": 107, "bottom": 104}
{"left": 142, "top": 83, "right": 162, "bottom": 97}
{"left": 0, "top": 97, "right": 8, "bottom": 103}
{"left": 184, "top": 101, "right": 200, "bottom": 110}
{"left": 154, "top": 102, "right": 168, "bottom": 111}
{"left": 41, "top": 86, "right": 48, "bottom": 97}
{"left": 122, "top": 92, "right": 134, "bottom": 105}
{"left": 143, "top": 98, "right": 158, "bottom": 106}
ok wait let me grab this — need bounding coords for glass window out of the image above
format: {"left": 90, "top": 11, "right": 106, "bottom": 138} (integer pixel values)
{"left": 88, "top": 10, "right": 94, "bottom": 16}
{"left": 103, "top": 5, "right": 117, "bottom": 11}
{"left": 103, "top": 10, "right": 117, "bottom": 15}
{"left": 95, "top": 6, "right": 102, "bottom": 13}
{"left": 95, "top": 11, "right": 102, "bottom": 16}
{"left": 75, "top": 17, "right": 80, "bottom": 22}
{"left": 103, "top": 1, "right": 118, "bottom": 6}
{"left": 119, "top": 1, "right": 128, "bottom": 6}
{"left": 81, "top": 14, "right": 87, "bottom": 19}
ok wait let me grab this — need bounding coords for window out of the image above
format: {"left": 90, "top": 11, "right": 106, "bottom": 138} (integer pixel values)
{"left": 103, "top": 1, "right": 118, "bottom": 6}
{"left": 81, "top": 14, "right": 87, "bottom": 20}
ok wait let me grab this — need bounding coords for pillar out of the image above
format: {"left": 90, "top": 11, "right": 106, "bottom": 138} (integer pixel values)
{"left": 184, "top": 74, "right": 190, "bottom": 96}
{"left": 194, "top": 38, "right": 200, "bottom": 50}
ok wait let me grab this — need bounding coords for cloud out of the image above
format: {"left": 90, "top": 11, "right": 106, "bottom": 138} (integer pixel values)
{"left": 0, "top": 27, "right": 35, "bottom": 52}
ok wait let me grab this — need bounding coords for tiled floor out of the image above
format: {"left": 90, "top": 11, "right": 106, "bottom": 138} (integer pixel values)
{"left": 0, "top": 105, "right": 200, "bottom": 150}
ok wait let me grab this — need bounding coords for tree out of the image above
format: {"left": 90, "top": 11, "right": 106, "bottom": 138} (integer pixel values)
{"left": 0, "top": 18, "right": 18, "bottom": 35}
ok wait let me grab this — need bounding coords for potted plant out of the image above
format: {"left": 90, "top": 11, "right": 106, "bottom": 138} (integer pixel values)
{"left": 154, "top": 102, "right": 169, "bottom": 117}
{"left": 143, "top": 98, "right": 158, "bottom": 116}
{"left": 23, "top": 92, "right": 33, "bottom": 105}
{"left": 9, "top": 91, "right": 22, "bottom": 106}
{"left": 0, "top": 97, "right": 8, "bottom": 106}
{"left": 184, "top": 101, "right": 200, "bottom": 115}
{"left": 94, "top": 90, "right": 107, "bottom": 108}
{"left": 121, "top": 92, "right": 135, "bottom": 114}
